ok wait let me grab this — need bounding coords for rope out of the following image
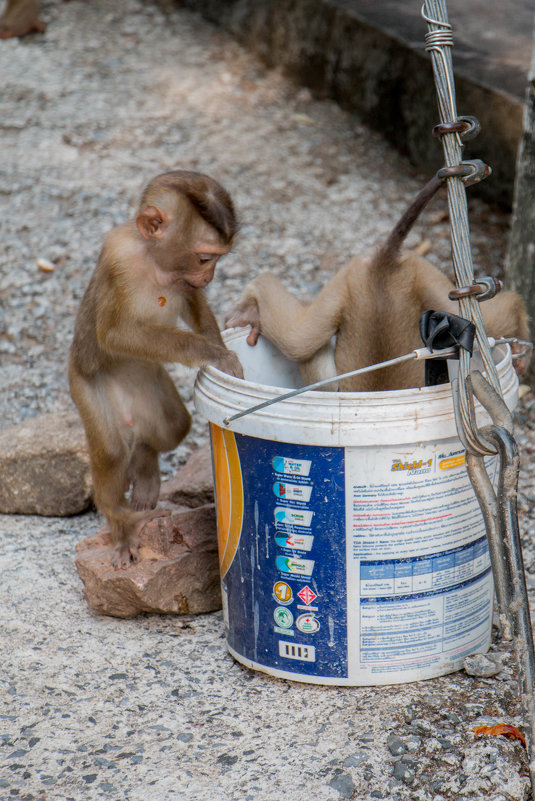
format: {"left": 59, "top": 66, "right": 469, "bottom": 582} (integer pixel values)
{"left": 422, "top": 0, "right": 501, "bottom": 456}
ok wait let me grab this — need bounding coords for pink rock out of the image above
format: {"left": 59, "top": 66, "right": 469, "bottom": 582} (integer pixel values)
{"left": 160, "top": 443, "right": 214, "bottom": 507}
{"left": 75, "top": 504, "right": 221, "bottom": 618}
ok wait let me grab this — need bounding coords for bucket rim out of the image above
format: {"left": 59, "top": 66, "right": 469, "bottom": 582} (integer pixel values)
{"left": 203, "top": 328, "right": 514, "bottom": 404}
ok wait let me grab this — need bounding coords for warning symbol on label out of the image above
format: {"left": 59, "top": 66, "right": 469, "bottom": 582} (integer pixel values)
{"left": 297, "top": 585, "right": 317, "bottom": 605}
{"left": 273, "top": 581, "right": 293, "bottom": 605}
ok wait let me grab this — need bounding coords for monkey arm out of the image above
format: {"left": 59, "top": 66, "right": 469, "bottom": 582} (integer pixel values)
{"left": 99, "top": 318, "right": 231, "bottom": 370}
{"left": 184, "top": 291, "right": 225, "bottom": 347}
{"left": 227, "top": 269, "right": 349, "bottom": 362}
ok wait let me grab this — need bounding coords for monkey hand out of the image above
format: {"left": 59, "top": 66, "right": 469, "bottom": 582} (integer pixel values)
{"left": 224, "top": 298, "right": 261, "bottom": 347}
{"left": 213, "top": 349, "right": 244, "bottom": 379}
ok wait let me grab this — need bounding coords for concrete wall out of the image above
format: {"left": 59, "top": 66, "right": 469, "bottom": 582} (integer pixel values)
{"left": 178, "top": 0, "right": 523, "bottom": 207}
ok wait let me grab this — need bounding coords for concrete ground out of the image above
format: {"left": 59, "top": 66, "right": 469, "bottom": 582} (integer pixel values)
{"left": 1, "top": 2, "right": 535, "bottom": 799}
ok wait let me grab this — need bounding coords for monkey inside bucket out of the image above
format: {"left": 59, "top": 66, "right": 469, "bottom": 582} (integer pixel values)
{"left": 69, "top": 170, "right": 243, "bottom": 569}
{"left": 225, "top": 175, "right": 530, "bottom": 392}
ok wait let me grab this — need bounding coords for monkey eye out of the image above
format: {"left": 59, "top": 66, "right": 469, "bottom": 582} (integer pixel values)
{"left": 198, "top": 254, "right": 217, "bottom": 265}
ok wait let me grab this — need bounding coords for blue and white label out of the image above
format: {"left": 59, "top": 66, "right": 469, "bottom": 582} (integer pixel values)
{"left": 344, "top": 439, "right": 494, "bottom": 682}
{"left": 220, "top": 433, "right": 347, "bottom": 680}
{"left": 215, "top": 428, "right": 493, "bottom": 685}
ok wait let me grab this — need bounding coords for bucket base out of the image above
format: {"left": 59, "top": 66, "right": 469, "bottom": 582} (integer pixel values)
{"left": 226, "top": 642, "right": 488, "bottom": 687}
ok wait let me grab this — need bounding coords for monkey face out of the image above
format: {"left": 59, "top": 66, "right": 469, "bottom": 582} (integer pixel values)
{"left": 172, "top": 245, "right": 230, "bottom": 293}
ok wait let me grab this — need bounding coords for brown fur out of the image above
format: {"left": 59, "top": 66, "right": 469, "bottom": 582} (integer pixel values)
{"left": 0, "top": 0, "right": 45, "bottom": 38}
{"left": 69, "top": 170, "right": 242, "bottom": 567}
{"left": 226, "top": 177, "right": 529, "bottom": 391}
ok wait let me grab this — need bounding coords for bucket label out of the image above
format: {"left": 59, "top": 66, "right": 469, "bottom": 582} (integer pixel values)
{"left": 345, "top": 442, "right": 494, "bottom": 681}
{"left": 212, "top": 427, "right": 348, "bottom": 679}
{"left": 211, "top": 425, "right": 494, "bottom": 685}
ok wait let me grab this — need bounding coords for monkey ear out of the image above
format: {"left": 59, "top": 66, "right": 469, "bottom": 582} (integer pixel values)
{"left": 136, "top": 205, "right": 168, "bottom": 240}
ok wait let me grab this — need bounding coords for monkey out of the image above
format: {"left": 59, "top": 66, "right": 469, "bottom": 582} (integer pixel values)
{"left": 0, "top": 0, "right": 45, "bottom": 38}
{"left": 69, "top": 170, "right": 243, "bottom": 568}
{"left": 225, "top": 174, "right": 529, "bottom": 391}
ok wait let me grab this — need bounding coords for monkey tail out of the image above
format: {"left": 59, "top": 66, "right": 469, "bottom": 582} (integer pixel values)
{"left": 371, "top": 173, "right": 445, "bottom": 272}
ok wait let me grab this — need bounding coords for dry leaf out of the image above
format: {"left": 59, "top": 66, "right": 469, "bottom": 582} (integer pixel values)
{"left": 473, "top": 723, "right": 526, "bottom": 749}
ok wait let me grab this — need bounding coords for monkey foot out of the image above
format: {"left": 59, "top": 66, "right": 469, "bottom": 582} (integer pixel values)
{"left": 0, "top": 18, "right": 46, "bottom": 38}
{"left": 111, "top": 542, "right": 139, "bottom": 569}
{"left": 130, "top": 493, "right": 159, "bottom": 513}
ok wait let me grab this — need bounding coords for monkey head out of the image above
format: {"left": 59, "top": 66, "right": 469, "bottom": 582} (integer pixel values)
{"left": 136, "top": 170, "right": 237, "bottom": 294}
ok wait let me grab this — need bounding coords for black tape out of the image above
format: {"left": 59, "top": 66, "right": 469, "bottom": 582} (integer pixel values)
{"left": 419, "top": 310, "right": 476, "bottom": 386}
{"left": 419, "top": 310, "right": 476, "bottom": 355}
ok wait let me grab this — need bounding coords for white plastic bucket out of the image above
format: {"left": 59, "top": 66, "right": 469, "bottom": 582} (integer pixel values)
{"left": 194, "top": 329, "right": 518, "bottom": 686}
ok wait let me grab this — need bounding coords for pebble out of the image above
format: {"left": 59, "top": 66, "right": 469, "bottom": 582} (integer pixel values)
{"left": 328, "top": 772, "right": 356, "bottom": 798}
{"left": 387, "top": 735, "right": 407, "bottom": 756}
{"left": 392, "top": 757, "right": 416, "bottom": 784}
{"left": 464, "top": 653, "right": 503, "bottom": 677}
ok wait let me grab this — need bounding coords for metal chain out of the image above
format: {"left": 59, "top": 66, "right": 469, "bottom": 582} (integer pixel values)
{"left": 422, "top": 0, "right": 501, "bottom": 455}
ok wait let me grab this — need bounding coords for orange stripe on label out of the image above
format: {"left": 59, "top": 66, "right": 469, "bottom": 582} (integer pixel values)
{"left": 439, "top": 454, "right": 466, "bottom": 470}
{"left": 210, "top": 423, "right": 244, "bottom": 578}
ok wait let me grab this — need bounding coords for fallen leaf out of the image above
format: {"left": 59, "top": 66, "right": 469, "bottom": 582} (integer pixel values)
{"left": 473, "top": 723, "right": 527, "bottom": 749}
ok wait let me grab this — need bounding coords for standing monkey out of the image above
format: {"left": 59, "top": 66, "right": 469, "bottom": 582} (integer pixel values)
{"left": 69, "top": 170, "right": 243, "bottom": 568}
{"left": 226, "top": 175, "right": 529, "bottom": 390}
{"left": 0, "top": 0, "right": 45, "bottom": 38}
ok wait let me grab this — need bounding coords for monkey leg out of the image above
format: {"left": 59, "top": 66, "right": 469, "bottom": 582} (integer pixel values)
{"left": 125, "top": 366, "right": 191, "bottom": 515}
{"left": 69, "top": 364, "right": 155, "bottom": 567}
{"left": 130, "top": 365, "right": 192, "bottom": 452}
{"left": 89, "top": 447, "right": 147, "bottom": 568}
{"left": 129, "top": 443, "right": 160, "bottom": 512}
{"left": 0, "top": 0, "right": 45, "bottom": 38}
{"left": 400, "top": 252, "right": 531, "bottom": 379}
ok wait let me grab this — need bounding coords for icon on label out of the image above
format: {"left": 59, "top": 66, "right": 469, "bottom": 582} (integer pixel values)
{"left": 276, "top": 555, "right": 315, "bottom": 577}
{"left": 273, "top": 482, "right": 313, "bottom": 502}
{"left": 297, "top": 585, "right": 317, "bottom": 605}
{"left": 274, "top": 606, "right": 294, "bottom": 629}
{"left": 273, "top": 581, "right": 293, "bottom": 605}
{"left": 296, "top": 614, "right": 320, "bottom": 634}
{"left": 272, "top": 457, "right": 312, "bottom": 477}
{"left": 274, "top": 507, "right": 314, "bottom": 527}
{"left": 275, "top": 533, "right": 314, "bottom": 552}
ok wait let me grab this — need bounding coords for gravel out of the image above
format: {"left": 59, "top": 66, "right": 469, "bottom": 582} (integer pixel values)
{"left": 1, "top": 1, "right": 534, "bottom": 799}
